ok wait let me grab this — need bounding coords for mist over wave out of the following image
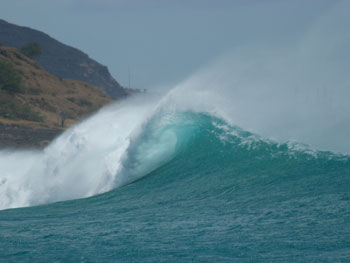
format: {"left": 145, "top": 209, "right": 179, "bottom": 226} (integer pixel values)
{"left": 166, "top": 0, "right": 350, "bottom": 154}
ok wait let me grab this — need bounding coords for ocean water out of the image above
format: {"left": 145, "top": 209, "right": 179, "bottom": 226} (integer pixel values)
{"left": 0, "top": 107, "right": 349, "bottom": 262}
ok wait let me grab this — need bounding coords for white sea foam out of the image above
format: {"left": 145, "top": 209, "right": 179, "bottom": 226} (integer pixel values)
{"left": 0, "top": 96, "right": 161, "bottom": 209}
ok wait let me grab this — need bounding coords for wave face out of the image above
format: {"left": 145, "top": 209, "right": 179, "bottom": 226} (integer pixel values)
{"left": 0, "top": 109, "right": 350, "bottom": 262}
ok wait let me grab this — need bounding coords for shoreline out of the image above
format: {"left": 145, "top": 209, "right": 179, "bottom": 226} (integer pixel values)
{"left": 0, "top": 122, "right": 62, "bottom": 148}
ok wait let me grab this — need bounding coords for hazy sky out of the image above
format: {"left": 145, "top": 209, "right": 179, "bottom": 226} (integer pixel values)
{"left": 0, "top": 0, "right": 337, "bottom": 90}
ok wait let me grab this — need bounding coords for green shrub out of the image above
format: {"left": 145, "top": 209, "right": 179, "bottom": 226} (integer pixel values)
{"left": 27, "top": 87, "right": 41, "bottom": 95}
{"left": 0, "top": 99, "right": 44, "bottom": 122}
{"left": 33, "top": 98, "right": 56, "bottom": 112}
{"left": 78, "top": 98, "right": 93, "bottom": 107}
{"left": 20, "top": 42, "right": 42, "bottom": 59}
{"left": 0, "top": 60, "right": 23, "bottom": 94}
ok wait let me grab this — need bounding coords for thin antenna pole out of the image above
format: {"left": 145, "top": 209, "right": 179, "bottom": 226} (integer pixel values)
{"left": 128, "top": 67, "right": 131, "bottom": 89}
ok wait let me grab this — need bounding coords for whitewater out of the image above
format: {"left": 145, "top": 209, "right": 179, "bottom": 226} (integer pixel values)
{"left": 1, "top": 2, "right": 350, "bottom": 262}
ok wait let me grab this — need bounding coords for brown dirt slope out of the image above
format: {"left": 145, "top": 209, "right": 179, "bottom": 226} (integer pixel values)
{"left": 0, "top": 46, "right": 114, "bottom": 147}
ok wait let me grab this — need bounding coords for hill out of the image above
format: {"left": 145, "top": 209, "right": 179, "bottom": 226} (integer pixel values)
{"left": 0, "top": 46, "right": 113, "bottom": 147}
{"left": 0, "top": 19, "right": 127, "bottom": 98}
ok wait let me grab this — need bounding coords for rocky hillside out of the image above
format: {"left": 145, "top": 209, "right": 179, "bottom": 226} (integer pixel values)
{"left": 0, "top": 19, "right": 127, "bottom": 98}
{"left": 0, "top": 46, "right": 113, "bottom": 147}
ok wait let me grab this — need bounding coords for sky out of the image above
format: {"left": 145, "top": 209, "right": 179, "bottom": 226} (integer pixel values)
{"left": 0, "top": 0, "right": 338, "bottom": 90}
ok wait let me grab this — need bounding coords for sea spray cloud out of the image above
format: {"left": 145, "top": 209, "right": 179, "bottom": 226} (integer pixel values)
{"left": 163, "top": 1, "right": 350, "bottom": 153}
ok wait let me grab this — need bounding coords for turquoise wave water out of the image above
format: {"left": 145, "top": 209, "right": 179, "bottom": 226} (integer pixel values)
{"left": 1, "top": 112, "right": 349, "bottom": 262}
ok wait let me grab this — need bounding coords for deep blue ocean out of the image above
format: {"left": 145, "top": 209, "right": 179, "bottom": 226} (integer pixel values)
{"left": 0, "top": 112, "right": 349, "bottom": 262}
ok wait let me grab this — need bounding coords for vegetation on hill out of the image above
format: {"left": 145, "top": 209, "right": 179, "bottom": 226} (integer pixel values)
{"left": 20, "top": 42, "right": 42, "bottom": 59}
{"left": 0, "top": 46, "right": 113, "bottom": 130}
{"left": 0, "top": 55, "right": 43, "bottom": 122}
{"left": 0, "top": 60, "right": 23, "bottom": 94}
{"left": 0, "top": 94, "right": 43, "bottom": 122}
